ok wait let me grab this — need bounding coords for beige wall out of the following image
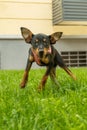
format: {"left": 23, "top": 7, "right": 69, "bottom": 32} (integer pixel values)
{"left": 53, "top": 26, "right": 87, "bottom": 35}
{"left": 0, "top": 0, "right": 87, "bottom": 36}
{"left": 0, "top": 0, "right": 53, "bottom": 35}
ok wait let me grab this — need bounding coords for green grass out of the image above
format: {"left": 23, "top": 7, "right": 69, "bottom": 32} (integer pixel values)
{"left": 0, "top": 68, "right": 87, "bottom": 130}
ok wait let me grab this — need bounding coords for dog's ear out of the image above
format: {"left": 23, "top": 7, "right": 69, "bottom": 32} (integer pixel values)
{"left": 20, "top": 27, "right": 34, "bottom": 43}
{"left": 49, "top": 32, "right": 63, "bottom": 44}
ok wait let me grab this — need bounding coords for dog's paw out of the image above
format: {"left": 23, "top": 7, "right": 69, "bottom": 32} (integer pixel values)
{"left": 38, "top": 84, "right": 45, "bottom": 92}
{"left": 20, "top": 82, "right": 26, "bottom": 88}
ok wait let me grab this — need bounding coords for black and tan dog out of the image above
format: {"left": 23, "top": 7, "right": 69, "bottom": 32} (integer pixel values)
{"left": 20, "top": 27, "right": 76, "bottom": 90}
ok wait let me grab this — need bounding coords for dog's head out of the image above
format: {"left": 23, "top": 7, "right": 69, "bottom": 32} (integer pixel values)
{"left": 20, "top": 27, "right": 63, "bottom": 59}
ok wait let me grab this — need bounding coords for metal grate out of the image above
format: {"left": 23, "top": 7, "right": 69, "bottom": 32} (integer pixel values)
{"left": 61, "top": 51, "right": 87, "bottom": 67}
{"left": 52, "top": 0, "right": 63, "bottom": 24}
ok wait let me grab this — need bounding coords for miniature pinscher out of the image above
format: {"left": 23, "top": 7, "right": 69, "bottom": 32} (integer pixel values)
{"left": 20, "top": 27, "right": 76, "bottom": 90}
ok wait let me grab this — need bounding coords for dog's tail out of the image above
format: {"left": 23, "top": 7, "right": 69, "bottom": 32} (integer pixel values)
{"left": 63, "top": 66, "right": 76, "bottom": 80}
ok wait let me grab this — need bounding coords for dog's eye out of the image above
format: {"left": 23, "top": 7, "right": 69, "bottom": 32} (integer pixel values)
{"left": 43, "top": 38, "right": 46, "bottom": 42}
{"left": 43, "top": 39, "right": 47, "bottom": 45}
{"left": 35, "top": 39, "right": 38, "bottom": 42}
{"left": 35, "top": 39, "right": 39, "bottom": 46}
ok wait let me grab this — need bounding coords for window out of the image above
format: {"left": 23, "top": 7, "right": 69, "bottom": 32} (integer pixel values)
{"left": 52, "top": 0, "right": 87, "bottom": 25}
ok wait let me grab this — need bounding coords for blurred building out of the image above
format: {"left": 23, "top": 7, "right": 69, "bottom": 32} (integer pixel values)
{"left": 0, "top": 0, "right": 87, "bottom": 69}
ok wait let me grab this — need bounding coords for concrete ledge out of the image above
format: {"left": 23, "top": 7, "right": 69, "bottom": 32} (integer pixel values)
{"left": 0, "top": 35, "right": 22, "bottom": 40}
{"left": 62, "top": 35, "right": 87, "bottom": 39}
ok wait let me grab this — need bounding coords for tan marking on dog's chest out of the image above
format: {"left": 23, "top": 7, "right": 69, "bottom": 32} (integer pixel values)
{"left": 41, "top": 56, "right": 49, "bottom": 64}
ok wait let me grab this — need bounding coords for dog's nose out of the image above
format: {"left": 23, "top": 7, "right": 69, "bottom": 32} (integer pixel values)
{"left": 39, "top": 49, "right": 44, "bottom": 58}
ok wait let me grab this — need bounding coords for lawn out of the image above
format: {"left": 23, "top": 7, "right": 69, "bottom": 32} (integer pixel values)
{"left": 0, "top": 68, "right": 87, "bottom": 130}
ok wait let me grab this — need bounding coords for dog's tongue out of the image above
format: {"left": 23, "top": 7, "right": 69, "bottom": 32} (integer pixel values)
{"left": 48, "top": 47, "right": 52, "bottom": 54}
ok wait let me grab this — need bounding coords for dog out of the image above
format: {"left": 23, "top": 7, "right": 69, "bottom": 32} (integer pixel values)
{"left": 20, "top": 27, "right": 76, "bottom": 90}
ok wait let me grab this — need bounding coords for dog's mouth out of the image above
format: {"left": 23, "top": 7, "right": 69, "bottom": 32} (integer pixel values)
{"left": 39, "top": 47, "right": 52, "bottom": 58}
{"left": 39, "top": 50, "right": 44, "bottom": 58}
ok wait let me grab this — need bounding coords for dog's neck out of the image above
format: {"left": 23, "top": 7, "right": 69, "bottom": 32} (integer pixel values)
{"left": 31, "top": 48, "right": 41, "bottom": 65}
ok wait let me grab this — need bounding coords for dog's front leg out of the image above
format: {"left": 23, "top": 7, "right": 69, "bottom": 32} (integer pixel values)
{"left": 20, "top": 58, "right": 32, "bottom": 88}
{"left": 38, "top": 66, "right": 51, "bottom": 91}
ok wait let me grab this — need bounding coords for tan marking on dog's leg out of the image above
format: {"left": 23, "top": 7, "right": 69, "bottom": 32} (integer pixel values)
{"left": 38, "top": 75, "right": 48, "bottom": 91}
{"left": 20, "top": 71, "right": 28, "bottom": 88}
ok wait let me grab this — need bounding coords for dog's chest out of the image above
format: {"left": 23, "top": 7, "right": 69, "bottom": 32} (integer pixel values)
{"left": 35, "top": 55, "right": 50, "bottom": 66}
